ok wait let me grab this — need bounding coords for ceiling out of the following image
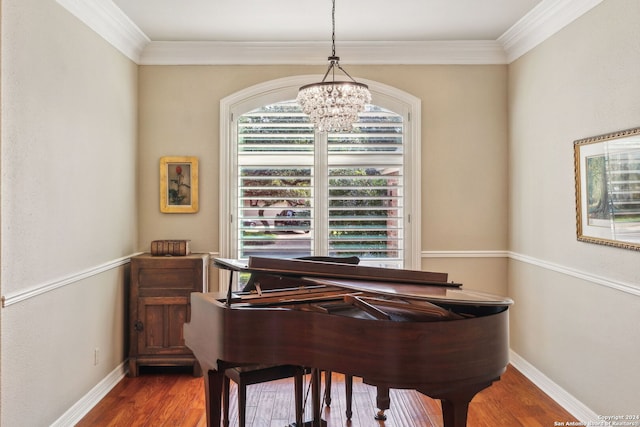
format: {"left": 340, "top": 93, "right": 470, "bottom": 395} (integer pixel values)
{"left": 59, "top": 0, "right": 601, "bottom": 64}
{"left": 112, "top": 0, "right": 543, "bottom": 43}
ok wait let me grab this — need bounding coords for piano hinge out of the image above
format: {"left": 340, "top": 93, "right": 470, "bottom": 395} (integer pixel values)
{"left": 408, "top": 112, "right": 411, "bottom": 122}
{"left": 230, "top": 113, "right": 234, "bottom": 122}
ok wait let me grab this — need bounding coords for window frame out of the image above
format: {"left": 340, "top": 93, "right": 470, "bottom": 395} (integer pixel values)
{"left": 219, "top": 75, "right": 422, "bottom": 281}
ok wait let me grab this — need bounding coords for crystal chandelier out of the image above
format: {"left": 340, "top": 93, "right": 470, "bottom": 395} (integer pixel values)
{"left": 297, "top": 0, "right": 371, "bottom": 133}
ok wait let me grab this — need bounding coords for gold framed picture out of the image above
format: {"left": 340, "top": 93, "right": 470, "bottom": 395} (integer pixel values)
{"left": 574, "top": 127, "right": 640, "bottom": 251}
{"left": 160, "top": 156, "right": 199, "bottom": 213}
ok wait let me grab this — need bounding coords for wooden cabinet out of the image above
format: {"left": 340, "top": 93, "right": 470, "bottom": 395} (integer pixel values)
{"left": 128, "top": 253, "right": 209, "bottom": 377}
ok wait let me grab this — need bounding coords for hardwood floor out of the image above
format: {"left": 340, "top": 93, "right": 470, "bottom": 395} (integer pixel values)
{"left": 77, "top": 364, "right": 578, "bottom": 426}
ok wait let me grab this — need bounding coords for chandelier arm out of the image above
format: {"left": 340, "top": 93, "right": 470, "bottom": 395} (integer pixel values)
{"left": 336, "top": 64, "right": 358, "bottom": 83}
{"left": 321, "top": 62, "right": 336, "bottom": 83}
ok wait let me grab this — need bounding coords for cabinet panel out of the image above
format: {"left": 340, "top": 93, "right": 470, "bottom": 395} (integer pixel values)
{"left": 138, "top": 268, "right": 199, "bottom": 290}
{"left": 142, "top": 303, "right": 164, "bottom": 349}
{"left": 168, "top": 303, "right": 189, "bottom": 347}
{"left": 137, "top": 297, "right": 189, "bottom": 355}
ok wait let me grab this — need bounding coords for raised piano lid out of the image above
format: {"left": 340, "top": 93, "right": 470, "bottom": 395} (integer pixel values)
{"left": 303, "top": 277, "right": 514, "bottom": 307}
{"left": 214, "top": 258, "right": 250, "bottom": 271}
{"left": 213, "top": 256, "right": 459, "bottom": 287}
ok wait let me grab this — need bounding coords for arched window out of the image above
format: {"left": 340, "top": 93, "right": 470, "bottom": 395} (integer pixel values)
{"left": 219, "top": 76, "right": 421, "bottom": 273}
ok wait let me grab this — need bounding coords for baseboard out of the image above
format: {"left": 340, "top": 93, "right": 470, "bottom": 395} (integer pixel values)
{"left": 50, "top": 362, "right": 128, "bottom": 426}
{"left": 509, "top": 350, "right": 599, "bottom": 423}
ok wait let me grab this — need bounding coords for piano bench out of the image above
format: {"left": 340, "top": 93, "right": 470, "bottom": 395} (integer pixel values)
{"left": 222, "top": 366, "right": 354, "bottom": 426}
{"left": 223, "top": 364, "right": 306, "bottom": 427}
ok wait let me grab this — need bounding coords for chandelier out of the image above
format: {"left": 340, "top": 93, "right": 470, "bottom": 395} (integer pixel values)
{"left": 297, "top": 0, "right": 371, "bottom": 133}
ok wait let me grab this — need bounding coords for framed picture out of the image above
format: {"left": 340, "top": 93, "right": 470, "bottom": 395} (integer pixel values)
{"left": 160, "top": 156, "right": 199, "bottom": 213}
{"left": 574, "top": 127, "right": 640, "bottom": 251}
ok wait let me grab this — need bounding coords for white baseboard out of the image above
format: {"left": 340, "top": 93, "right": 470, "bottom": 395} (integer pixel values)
{"left": 51, "top": 362, "right": 128, "bottom": 427}
{"left": 509, "top": 350, "right": 599, "bottom": 423}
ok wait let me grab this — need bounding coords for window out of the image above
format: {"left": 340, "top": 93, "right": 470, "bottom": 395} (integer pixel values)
{"left": 220, "top": 76, "right": 421, "bottom": 275}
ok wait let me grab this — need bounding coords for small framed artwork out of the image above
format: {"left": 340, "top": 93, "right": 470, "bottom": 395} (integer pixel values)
{"left": 574, "top": 127, "right": 640, "bottom": 251}
{"left": 160, "top": 156, "right": 199, "bottom": 213}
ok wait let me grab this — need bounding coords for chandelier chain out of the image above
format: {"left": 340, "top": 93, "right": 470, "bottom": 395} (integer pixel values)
{"left": 331, "top": 0, "right": 336, "bottom": 58}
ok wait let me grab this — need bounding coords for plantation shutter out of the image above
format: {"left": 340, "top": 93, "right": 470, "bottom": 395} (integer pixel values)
{"left": 327, "top": 108, "right": 404, "bottom": 264}
{"left": 237, "top": 102, "right": 314, "bottom": 259}
{"left": 236, "top": 100, "right": 404, "bottom": 267}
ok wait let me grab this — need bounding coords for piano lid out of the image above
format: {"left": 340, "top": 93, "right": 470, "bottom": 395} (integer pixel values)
{"left": 214, "top": 258, "right": 250, "bottom": 271}
{"left": 214, "top": 256, "right": 459, "bottom": 287}
{"left": 303, "top": 277, "right": 514, "bottom": 307}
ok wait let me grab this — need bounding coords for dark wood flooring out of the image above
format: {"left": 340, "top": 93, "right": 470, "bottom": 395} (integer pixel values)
{"left": 77, "top": 364, "right": 578, "bottom": 426}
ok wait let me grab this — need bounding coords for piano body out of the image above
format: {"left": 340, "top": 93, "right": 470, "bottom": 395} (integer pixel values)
{"left": 184, "top": 257, "right": 513, "bottom": 427}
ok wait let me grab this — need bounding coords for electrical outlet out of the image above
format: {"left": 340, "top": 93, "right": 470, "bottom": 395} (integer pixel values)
{"left": 94, "top": 348, "right": 99, "bottom": 366}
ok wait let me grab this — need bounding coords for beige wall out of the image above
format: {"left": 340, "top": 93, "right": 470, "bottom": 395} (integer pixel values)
{"left": 0, "top": 0, "right": 138, "bottom": 425}
{"left": 508, "top": 0, "right": 640, "bottom": 414}
{"left": 1, "top": 3, "right": 510, "bottom": 421}
{"left": 5, "top": 0, "right": 638, "bottom": 423}
{"left": 138, "top": 64, "right": 509, "bottom": 292}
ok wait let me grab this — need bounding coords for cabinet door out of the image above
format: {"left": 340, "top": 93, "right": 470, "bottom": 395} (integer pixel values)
{"left": 136, "top": 296, "right": 191, "bottom": 355}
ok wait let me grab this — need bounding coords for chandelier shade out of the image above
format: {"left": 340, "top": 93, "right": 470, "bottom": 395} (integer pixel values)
{"left": 297, "top": 0, "right": 371, "bottom": 132}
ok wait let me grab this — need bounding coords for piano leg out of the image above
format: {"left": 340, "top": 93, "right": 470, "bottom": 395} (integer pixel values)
{"left": 441, "top": 398, "right": 470, "bottom": 427}
{"left": 345, "top": 375, "right": 353, "bottom": 420}
{"left": 204, "top": 369, "right": 224, "bottom": 427}
{"left": 323, "top": 371, "right": 354, "bottom": 420}
{"left": 434, "top": 380, "right": 495, "bottom": 427}
{"left": 323, "top": 371, "right": 331, "bottom": 406}
{"left": 294, "top": 368, "right": 304, "bottom": 427}
{"left": 222, "top": 375, "right": 231, "bottom": 427}
{"left": 301, "top": 368, "right": 327, "bottom": 427}
{"left": 374, "top": 386, "right": 391, "bottom": 421}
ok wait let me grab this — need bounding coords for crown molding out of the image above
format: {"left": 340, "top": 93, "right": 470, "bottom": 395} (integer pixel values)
{"left": 58, "top": 0, "right": 602, "bottom": 65}
{"left": 498, "top": 0, "right": 603, "bottom": 62}
{"left": 56, "top": 0, "right": 149, "bottom": 62}
{"left": 139, "top": 40, "right": 507, "bottom": 65}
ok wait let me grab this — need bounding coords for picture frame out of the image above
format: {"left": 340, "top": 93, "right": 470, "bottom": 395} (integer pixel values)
{"left": 160, "top": 156, "right": 199, "bottom": 213}
{"left": 574, "top": 127, "right": 640, "bottom": 251}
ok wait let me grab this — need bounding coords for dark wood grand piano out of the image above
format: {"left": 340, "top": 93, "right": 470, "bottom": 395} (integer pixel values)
{"left": 184, "top": 256, "right": 513, "bottom": 427}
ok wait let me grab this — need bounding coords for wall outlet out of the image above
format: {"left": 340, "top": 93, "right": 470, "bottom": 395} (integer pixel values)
{"left": 94, "top": 348, "right": 99, "bottom": 366}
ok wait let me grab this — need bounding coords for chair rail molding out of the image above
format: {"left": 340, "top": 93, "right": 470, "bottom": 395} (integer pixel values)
{"left": 1, "top": 253, "right": 143, "bottom": 308}
{"left": 509, "top": 251, "right": 640, "bottom": 297}
{"left": 422, "top": 250, "right": 509, "bottom": 258}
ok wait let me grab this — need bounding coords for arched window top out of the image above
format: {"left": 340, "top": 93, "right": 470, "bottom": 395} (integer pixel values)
{"left": 219, "top": 75, "right": 422, "bottom": 270}
{"left": 222, "top": 75, "right": 421, "bottom": 120}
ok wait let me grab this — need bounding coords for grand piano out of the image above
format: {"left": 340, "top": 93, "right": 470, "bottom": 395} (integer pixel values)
{"left": 184, "top": 256, "right": 513, "bottom": 427}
